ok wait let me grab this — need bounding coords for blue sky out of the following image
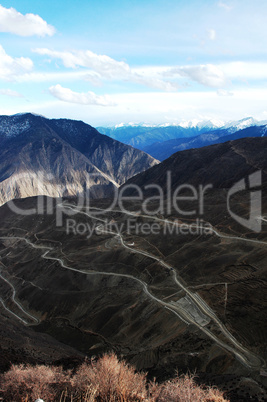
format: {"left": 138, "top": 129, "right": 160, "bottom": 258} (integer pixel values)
{"left": 0, "top": 0, "right": 267, "bottom": 126}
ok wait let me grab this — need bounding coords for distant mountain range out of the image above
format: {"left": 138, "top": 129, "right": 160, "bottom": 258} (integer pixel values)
{"left": 0, "top": 113, "right": 158, "bottom": 206}
{"left": 98, "top": 117, "right": 267, "bottom": 160}
{"left": 98, "top": 122, "right": 222, "bottom": 149}
{"left": 142, "top": 124, "right": 267, "bottom": 161}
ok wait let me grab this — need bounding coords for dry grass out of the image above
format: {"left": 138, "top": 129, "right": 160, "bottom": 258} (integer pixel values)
{"left": 0, "top": 352, "right": 229, "bottom": 401}
{"left": 149, "top": 373, "right": 228, "bottom": 402}
{"left": 0, "top": 364, "right": 70, "bottom": 401}
{"left": 72, "top": 353, "right": 147, "bottom": 401}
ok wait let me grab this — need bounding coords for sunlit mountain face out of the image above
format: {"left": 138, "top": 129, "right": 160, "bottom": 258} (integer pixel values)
{"left": 0, "top": 113, "right": 158, "bottom": 206}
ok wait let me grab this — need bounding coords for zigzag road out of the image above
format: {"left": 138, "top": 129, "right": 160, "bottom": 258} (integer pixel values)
{"left": 0, "top": 203, "right": 265, "bottom": 371}
{"left": 59, "top": 203, "right": 265, "bottom": 370}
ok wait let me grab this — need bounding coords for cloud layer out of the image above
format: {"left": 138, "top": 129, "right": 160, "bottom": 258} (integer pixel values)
{"left": 0, "top": 1, "right": 265, "bottom": 126}
{"left": 34, "top": 48, "right": 130, "bottom": 77}
{"left": 0, "top": 88, "right": 23, "bottom": 97}
{"left": 49, "top": 84, "right": 116, "bottom": 106}
{"left": 166, "top": 64, "right": 229, "bottom": 88}
{"left": 0, "top": 5, "right": 55, "bottom": 37}
{"left": 0, "top": 45, "right": 33, "bottom": 81}
{"left": 34, "top": 48, "right": 178, "bottom": 91}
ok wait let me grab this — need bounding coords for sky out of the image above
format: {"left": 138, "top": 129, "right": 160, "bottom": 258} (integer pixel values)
{"left": 0, "top": 0, "right": 267, "bottom": 126}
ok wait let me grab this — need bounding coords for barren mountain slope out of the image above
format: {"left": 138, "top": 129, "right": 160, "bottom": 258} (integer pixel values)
{"left": 0, "top": 113, "right": 158, "bottom": 206}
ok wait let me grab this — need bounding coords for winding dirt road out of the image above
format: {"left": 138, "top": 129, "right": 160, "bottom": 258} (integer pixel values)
{"left": 59, "top": 203, "right": 265, "bottom": 370}
{"left": 0, "top": 203, "right": 265, "bottom": 371}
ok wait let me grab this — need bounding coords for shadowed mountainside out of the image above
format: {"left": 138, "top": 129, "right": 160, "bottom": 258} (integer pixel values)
{"left": 123, "top": 137, "right": 267, "bottom": 192}
{"left": 0, "top": 137, "right": 266, "bottom": 400}
{"left": 0, "top": 113, "right": 158, "bottom": 206}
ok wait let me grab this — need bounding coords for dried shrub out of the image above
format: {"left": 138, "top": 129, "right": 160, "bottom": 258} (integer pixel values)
{"left": 72, "top": 352, "right": 147, "bottom": 401}
{"left": 150, "top": 373, "right": 229, "bottom": 402}
{"left": 0, "top": 364, "right": 71, "bottom": 401}
{"left": 0, "top": 354, "right": 228, "bottom": 402}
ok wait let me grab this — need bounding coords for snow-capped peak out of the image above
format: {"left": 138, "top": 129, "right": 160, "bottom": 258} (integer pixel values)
{"left": 224, "top": 117, "right": 257, "bottom": 130}
{"left": 179, "top": 119, "right": 225, "bottom": 129}
{"left": 113, "top": 117, "right": 267, "bottom": 132}
{"left": 114, "top": 122, "right": 157, "bottom": 128}
{"left": 223, "top": 117, "right": 267, "bottom": 133}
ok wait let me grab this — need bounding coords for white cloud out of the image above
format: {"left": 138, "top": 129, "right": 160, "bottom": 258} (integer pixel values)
{"left": 218, "top": 2, "right": 233, "bottom": 11}
{"left": 219, "top": 61, "right": 267, "bottom": 80}
{"left": 16, "top": 70, "right": 102, "bottom": 84}
{"left": 207, "top": 29, "right": 216, "bottom": 41}
{"left": 134, "top": 62, "right": 267, "bottom": 84}
{"left": 34, "top": 48, "right": 178, "bottom": 91}
{"left": 0, "top": 88, "right": 23, "bottom": 97}
{"left": 32, "top": 47, "right": 236, "bottom": 90}
{"left": 130, "top": 72, "right": 178, "bottom": 91}
{"left": 167, "top": 64, "right": 229, "bottom": 88}
{"left": 0, "top": 5, "right": 55, "bottom": 37}
{"left": 49, "top": 84, "right": 116, "bottom": 106}
{"left": 34, "top": 48, "right": 129, "bottom": 77}
{"left": 217, "top": 89, "right": 234, "bottom": 96}
{"left": 0, "top": 45, "right": 33, "bottom": 81}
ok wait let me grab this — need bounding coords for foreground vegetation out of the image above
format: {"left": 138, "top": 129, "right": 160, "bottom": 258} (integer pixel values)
{"left": 0, "top": 353, "right": 228, "bottom": 401}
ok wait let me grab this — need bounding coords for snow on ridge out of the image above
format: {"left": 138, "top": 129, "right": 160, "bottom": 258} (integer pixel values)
{"left": 0, "top": 112, "right": 48, "bottom": 139}
{"left": 224, "top": 117, "right": 267, "bottom": 133}
{"left": 108, "top": 117, "right": 267, "bottom": 131}
{"left": 2, "top": 114, "right": 267, "bottom": 140}
{"left": 0, "top": 116, "right": 31, "bottom": 138}
{"left": 114, "top": 122, "right": 156, "bottom": 129}
{"left": 113, "top": 119, "right": 226, "bottom": 130}
{"left": 179, "top": 119, "right": 225, "bottom": 129}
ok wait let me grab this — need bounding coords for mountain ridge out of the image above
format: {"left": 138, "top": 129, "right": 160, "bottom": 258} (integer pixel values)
{"left": 0, "top": 113, "right": 159, "bottom": 206}
{"left": 122, "top": 137, "right": 267, "bottom": 194}
{"left": 98, "top": 117, "right": 267, "bottom": 160}
{"left": 142, "top": 125, "right": 267, "bottom": 160}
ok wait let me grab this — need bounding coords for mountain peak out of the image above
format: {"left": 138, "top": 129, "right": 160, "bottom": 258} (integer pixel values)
{"left": 179, "top": 119, "right": 225, "bottom": 129}
{"left": 0, "top": 114, "right": 159, "bottom": 206}
{"left": 224, "top": 116, "right": 266, "bottom": 133}
{"left": 13, "top": 112, "right": 47, "bottom": 118}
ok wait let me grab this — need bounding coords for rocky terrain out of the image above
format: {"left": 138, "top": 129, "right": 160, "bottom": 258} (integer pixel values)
{"left": 0, "top": 137, "right": 267, "bottom": 400}
{"left": 0, "top": 113, "right": 158, "bottom": 206}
